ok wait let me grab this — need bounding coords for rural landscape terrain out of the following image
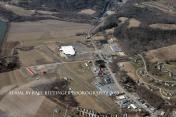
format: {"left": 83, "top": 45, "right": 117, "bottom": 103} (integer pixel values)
{"left": 0, "top": 0, "right": 176, "bottom": 117}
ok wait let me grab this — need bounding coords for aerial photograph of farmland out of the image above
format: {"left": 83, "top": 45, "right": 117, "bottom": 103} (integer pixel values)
{"left": 0, "top": 0, "right": 176, "bottom": 117}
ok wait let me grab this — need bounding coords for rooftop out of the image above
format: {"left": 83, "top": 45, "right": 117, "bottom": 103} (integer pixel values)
{"left": 59, "top": 46, "right": 76, "bottom": 56}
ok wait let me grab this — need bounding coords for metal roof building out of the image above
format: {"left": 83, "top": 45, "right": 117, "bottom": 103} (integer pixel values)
{"left": 59, "top": 46, "right": 76, "bottom": 56}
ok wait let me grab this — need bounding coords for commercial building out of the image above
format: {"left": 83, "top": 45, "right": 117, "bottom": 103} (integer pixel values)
{"left": 59, "top": 46, "right": 76, "bottom": 56}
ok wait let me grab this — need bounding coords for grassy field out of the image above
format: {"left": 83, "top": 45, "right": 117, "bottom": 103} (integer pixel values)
{"left": 35, "top": 98, "right": 66, "bottom": 117}
{"left": 5, "top": 19, "right": 92, "bottom": 66}
{"left": 18, "top": 47, "right": 56, "bottom": 66}
{"left": 57, "top": 62, "right": 119, "bottom": 113}
{"left": 145, "top": 44, "right": 176, "bottom": 63}
{"left": 7, "top": 20, "right": 91, "bottom": 46}
{"left": 119, "top": 62, "right": 140, "bottom": 81}
{"left": 0, "top": 18, "right": 121, "bottom": 116}
{"left": 0, "top": 69, "right": 30, "bottom": 89}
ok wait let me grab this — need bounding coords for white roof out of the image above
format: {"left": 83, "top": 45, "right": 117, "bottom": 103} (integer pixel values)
{"left": 106, "top": 10, "right": 115, "bottom": 15}
{"left": 116, "top": 95, "right": 126, "bottom": 100}
{"left": 130, "top": 104, "right": 137, "bottom": 109}
{"left": 59, "top": 46, "right": 75, "bottom": 55}
{"left": 118, "top": 52, "right": 126, "bottom": 56}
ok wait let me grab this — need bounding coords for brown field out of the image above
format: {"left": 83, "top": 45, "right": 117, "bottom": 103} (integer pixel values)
{"left": 0, "top": 19, "right": 119, "bottom": 115}
{"left": 0, "top": 88, "right": 45, "bottom": 117}
{"left": 0, "top": 61, "right": 118, "bottom": 116}
{"left": 7, "top": 20, "right": 91, "bottom": 46}
{"left": 35, "top": 98, "right": 66, "bottom": 117}
{"left": 18, "top": 49, "right": 52, "bottom": 67}
{"left": 0, "top": 73, "right": 12, "bottom": 89}
{"left": 128, "top": 18, "right": 141, "bottom": 28}
{"left": 145, "top": 44, "right": 176, "bottom": 63}
{"left": 18, "top": 46, "right": 59, "bottom": 67}
{"left": 0, "top": 78, "right": 67, "bottom": 117}
{"left": 57, "top": 62, "right": 119, "bottom": 113}
{"left": 0, "top": 69, "right": 28, "bottom": 89}
{"left": 118, "top": 62, "right": 139, "bottom": 81}
{"left": 79, "top": 9, "right": 96, "bottom": 15}
{"left": 5, "top": 20, "right": 92, "bottom": 67}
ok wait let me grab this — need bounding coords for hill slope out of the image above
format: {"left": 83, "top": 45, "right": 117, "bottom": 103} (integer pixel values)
{"left": 92, "top": 0, "right": 176, "bottom": 55}
{"left": 11, "top": 0, "right": 107, "bottom": 12}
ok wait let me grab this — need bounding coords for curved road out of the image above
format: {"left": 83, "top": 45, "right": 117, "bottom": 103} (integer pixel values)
{"left": 138, "top": 54, "right": 176, "bottom": 83}
{"left": 137, "top": 54, "right": 176, "bottom": 99}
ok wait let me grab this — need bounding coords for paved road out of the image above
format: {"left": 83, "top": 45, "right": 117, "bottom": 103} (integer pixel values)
{"left": 137, "top": 54, "right": 176, "bottom": 99}
{"left": 138, "top": 54, "right": 176, "bottom": 83}
{"left": 24, "top": 59, "right": 95, "bottom": 68}
{"left": 89, "top": 35, "right": 156, "bottom": 116}
{"left": 135, "top": 55, "right": 176, "bottom": 116}
{"left": 86, "top": 0, "right": 158, "bottom": 116}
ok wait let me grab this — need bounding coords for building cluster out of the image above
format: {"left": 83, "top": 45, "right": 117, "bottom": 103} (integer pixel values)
{"left": 115, "top": 94, "right": 138, "bottom": 110}
{"left": 136, "top": 59, "right": 176, "bottom": 90}
{"left": 139, "top": 67, "right": 176, "bottom": 96}
{"left": 91, "top": 59, "right": 141, "bottom": 112}
{"left": 24, "top": 63, "right": 58, "bottom": 79}
{"left": 76, "top": 107, "right": 128, "bottom": 117}
{"left": 157, "top": 62, "right": 176, "bottom": 80}
{"left": 91, "top": 59, "right": 118, "bottom": 96}
{"left": 97, "top": 38, "right": 126, "bottom": 57}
